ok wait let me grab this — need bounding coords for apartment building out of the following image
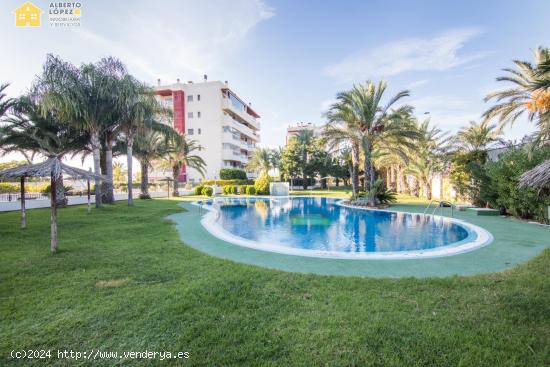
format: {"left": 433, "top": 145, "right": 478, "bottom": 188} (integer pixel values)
{"left": 286, "top": 122, "right": 323, "bottom": 145}
{"left": 154, "top": 78, "right": 261, "bottom": 182}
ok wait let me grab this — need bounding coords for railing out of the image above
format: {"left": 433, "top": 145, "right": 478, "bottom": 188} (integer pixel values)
{"left": 423, "top": 200, "right": 454, "bottom": 217}
{"left": 0, "top": 193, "right": 47, "bottom": 202}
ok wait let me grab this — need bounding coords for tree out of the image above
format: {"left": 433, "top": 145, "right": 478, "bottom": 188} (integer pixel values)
{"left": 325, "top": 98, "right": 362, "bottom": 197}
{"left": 0, "top": 83, "right": 15, "bottom": 121}
{"left": 0, "top": 96, "right": 88, "bottom": 205}
{"left": 38, "top": 55, "right": 125, "bottom": 208}
{"left": 294, "top": 130, "right": 314, "bottom": 189}
{"left": 405, "top": 119, "right": 450, "bottom": 200}
{"left": 326, "top": 81, "right": 416, "bottom": 204}
{"left": 117, "top": 75, "right": 173, "bottom": 205}
{"left": 454, "top": 120, "right": 500, "bottom": 152}
{"left": 279, "top": 140, "right": 301, "bottom": 187}
{"left": 162, "top": 135, "right": 206, "bottom": 196}
{"left": 246, "top": 147, "right": 273, "bottom": 175}
{"left": 483, "top": 47, "right": 550, "bottom": 145}
{"left": 131, "top": 130, "right": 170, "bottom": 199}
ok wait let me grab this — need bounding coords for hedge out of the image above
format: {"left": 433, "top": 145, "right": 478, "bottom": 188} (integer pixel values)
{"left": 201, "top": 179, "right": 253, "bottom": 186}
{"left": 219, "top": 168, "right": 248, "bottom": 180}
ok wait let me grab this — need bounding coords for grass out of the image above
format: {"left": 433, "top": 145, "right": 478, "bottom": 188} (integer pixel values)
{"left": 1, "top": 198, "right": 549, "bottom": 366}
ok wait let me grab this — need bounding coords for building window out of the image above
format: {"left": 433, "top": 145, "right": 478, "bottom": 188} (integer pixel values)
{"left": 198, "top": 128, "right": 201, "bottom": 135}
{"left": 187, "top": 95, "right": 193, "bottom": 102}
{"left": 197, "top": 94, "right": 201, "bottom": 101}
{"left": 188, "top": 112, "right": 193, "bottom": 118}
{"left": 187, "top": 129, "right": 194, "bottom": 135}
{"left": 197, "top": 111, "right": 201, "bottom": 118}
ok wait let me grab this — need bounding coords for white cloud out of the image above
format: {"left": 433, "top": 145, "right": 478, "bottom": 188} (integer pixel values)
{"left": 323, "top": 28, "right": 484, "bottom": 82}
{"left": 407, "top": 79, "right": 430, "bottom": 89}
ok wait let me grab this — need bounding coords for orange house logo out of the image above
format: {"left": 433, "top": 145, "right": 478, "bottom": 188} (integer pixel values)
{"left": 14, "top": 1, "right": 42, "bottom": 27}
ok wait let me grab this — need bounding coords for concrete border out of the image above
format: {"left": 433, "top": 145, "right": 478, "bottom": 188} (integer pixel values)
{"left": 197, "top": 197, "right": 494, "bottom": 260}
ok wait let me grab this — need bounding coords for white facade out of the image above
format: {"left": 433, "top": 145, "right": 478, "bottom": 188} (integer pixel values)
{"left": 155, "top": 80, "right": 260, "bottom": 182}
{"left": 286, "top": 122, "right": 323, "bottom": 145}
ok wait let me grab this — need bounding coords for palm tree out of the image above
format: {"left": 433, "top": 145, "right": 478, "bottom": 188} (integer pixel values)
{"left": 117, "top": 76, "right": 173, "bottom": 205}
{"left": 131, "top": 130, "right": 170, "bottom": 199}
{"left": 483, "top": 47, "right": 550, "bottom": 144}
{"left": 324, "top": 98, "right": 362, "bottom": 198}
{"left": 246, "top": 147, "right": 273, "bottom": 175}
{"left": 293, "top": 130, "right": 314, "bottom": 189}
{"left": 329, "top": 81, "right": 415, "bottom": 205}
{"left": 162, "top": 135, "right": 206, "bottom": 196}
{"left": 0, "top": 83, "right": 14, "bottom": 121}
{"left": 405, "top": 119, "right": 450, "bottom": 200}
{"left": 0, "top": 96, "right": 88, "bottom": 205}
{"left": 38, "top": 55, "right": 125, "bottom": 208}
{"left": 454, "top": 120, "right": 501, "bottom": 152}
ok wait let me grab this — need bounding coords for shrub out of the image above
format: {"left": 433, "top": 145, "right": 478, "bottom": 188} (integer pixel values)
{"left": 484, "top": 147, "right": 550, "bottom": 222}
{"left": 41, "top": 185, "right": 73, "bottom": 197}
{"left": 254, "top": 172, "right": 271, "bottom": 195}
{"left": 0, "top": 183, "right": 20, "bottom": 193}
{"left": 194, "top": 185, "right": 204, "bottom": 195}
{"left": 201, "top": 186, "right": 213, "bottom": 197}
{"left": 231, "top": 185, "right": 238, "bottom": 195}
{"left": 219, "top": 168, "right": 248, "bottom": 180}
{"left": 245, "top": 185, "right": 256, "bottom": 195}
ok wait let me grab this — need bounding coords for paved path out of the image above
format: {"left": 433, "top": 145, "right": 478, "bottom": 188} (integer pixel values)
{"left": 169, "top": 200, "right": 549, "bottom": 278}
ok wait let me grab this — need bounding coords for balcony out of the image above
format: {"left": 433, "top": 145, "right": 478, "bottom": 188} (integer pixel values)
{"left": 222, "top": 98, "right": 260, "bottom": 130}
{"left": 222, "top": 150, "right": 249, "bottom": 164}
{"left": 223, "top": 115, "right": 260, "bottom": 142}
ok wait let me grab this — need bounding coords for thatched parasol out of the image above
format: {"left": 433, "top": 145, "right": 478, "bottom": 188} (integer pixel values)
{"left": 0, "top": 156, "right": 109, "bottom": 253}
{"left": 519, "top": 160, "right": 550, "bottom": 189}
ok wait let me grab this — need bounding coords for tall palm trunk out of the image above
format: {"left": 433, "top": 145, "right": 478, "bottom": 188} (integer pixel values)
{"left": 90, "top": 131, "right": 102, "bottom": 208}
{"left": 363, "top": 139, "right": 377, "bottom": 206}
{"left": 172, "top": 165, "right": 180, "bottom": 196}
{"left": 302, "top": 149, "right": 308, "bottom": 189}
{"left": 104, "top": 143, "right": 115, "bottom": 204}
{"left": 127, "top": 135, "right": 134, "bottom": 205}
{"left": 140, "top": 160, "right": 150, "bottom": 199}
{"left": 423, "top": 179, "right": 432, "bottom": 200}
{"left": 50, "top": 172, "right": 58, "bottom": 254}
{"left": 351, "top": 142, "right": 360, "bottom": 198}
{"left": 55, "top": 174, "right": 67, "bottom": 207}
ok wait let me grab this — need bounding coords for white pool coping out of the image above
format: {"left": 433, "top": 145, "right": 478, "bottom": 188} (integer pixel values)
{"left": 194, "top": 196, "right": 494, "bottom": 260}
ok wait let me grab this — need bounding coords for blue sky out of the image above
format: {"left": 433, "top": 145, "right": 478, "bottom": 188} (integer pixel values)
{"left": 1, "top": 0, "right": 549, "bottom": 150}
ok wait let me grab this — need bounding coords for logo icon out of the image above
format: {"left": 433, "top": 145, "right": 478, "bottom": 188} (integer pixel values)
{"left": 14, "top": 1, "right": 42, "bottom": 27}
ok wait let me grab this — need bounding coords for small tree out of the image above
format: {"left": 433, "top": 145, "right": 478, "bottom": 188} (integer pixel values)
{"left": 254, "top": 171, "right": 270, "bottom": 195}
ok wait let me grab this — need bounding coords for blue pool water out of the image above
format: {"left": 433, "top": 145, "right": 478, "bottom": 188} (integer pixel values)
{"left": 203, "top": 197, "right": 473, "bottom": 255}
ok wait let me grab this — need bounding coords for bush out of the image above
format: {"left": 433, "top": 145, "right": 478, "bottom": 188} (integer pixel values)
{"left": 41, "top": 185, "right": 73, "bottom": 197}
{"left": 201, "top": 186, "right": 213, "bottom": 197}
{"left": 194, "top": 185, "right": 204, "bottom": 195}
{"left": 245, "top": 185, "right": 256, "bottom": 195}
{"left": 254, "top": 172, "right": 271, "bottom": 195}
{"left": 219, "top": 168, "right": 248, "bottom": 180}
{"left": 0, "top": 183, "right": 20, "bottom": 193}
{"left": 484, "top": 147, "right": 550, "bottom": 222}
{"left": 231, "top": 185, "right": 238, "bottom": 194}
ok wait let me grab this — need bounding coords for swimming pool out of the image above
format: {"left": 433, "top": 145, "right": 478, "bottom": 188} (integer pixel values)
{"left": 198, "top": 197, "right": 493, "bottom": 259}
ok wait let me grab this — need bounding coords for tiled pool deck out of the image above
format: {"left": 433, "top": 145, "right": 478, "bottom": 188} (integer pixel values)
{"left": 169, "top": 200, "right": 549, "bottom": 278}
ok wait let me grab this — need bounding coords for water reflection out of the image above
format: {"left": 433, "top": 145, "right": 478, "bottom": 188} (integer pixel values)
{"left": 214, "top": 197, "right": 469, "bottom": 253}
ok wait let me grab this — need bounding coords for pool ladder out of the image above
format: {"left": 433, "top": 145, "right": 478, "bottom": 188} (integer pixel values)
{"left": 423, "top": 200, "right": 454, "bottom": 218}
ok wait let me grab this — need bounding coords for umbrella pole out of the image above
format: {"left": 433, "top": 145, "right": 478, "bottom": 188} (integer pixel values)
{"left": 50, "top": 173, "right": 58, "bottom": 254}
{"left": 20, "top": 176, "right": 26, "bottom": 229}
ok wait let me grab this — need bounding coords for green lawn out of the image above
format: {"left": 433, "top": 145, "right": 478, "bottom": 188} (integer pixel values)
{"left": 1, "top": 199, "right": 549, "bottom": 366}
